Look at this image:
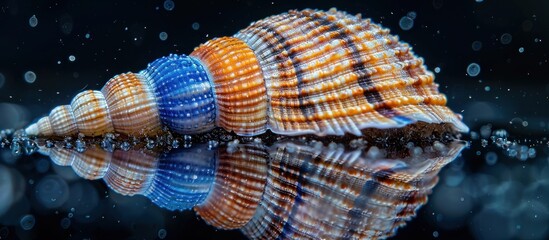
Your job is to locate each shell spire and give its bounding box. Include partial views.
[25,9,468,137]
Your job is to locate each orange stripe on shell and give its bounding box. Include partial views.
[191,37,268,136]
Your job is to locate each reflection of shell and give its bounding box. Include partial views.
[38,139,465,239]
[24,8,468,138]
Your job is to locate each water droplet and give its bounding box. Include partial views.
[158,229,167,239]
[171,139,180,148]
[472,40,482,51]
[481,139,488,147]
[120,141,131,151]
[29,15,38,28]
[20,214,36,230]
[528,148,536,158]
[467,63,481,77]
[75,139,86,152]
[159,31,168,41]
[24,71,37,83]
[68,55,76,62]
[500,33,512,45]
[146,138,155,150]
[163,0,175,11]
[399,16,414,31]
[192,22,200,30]
[434,67,441,73]
[518,47,525,53]
[208,140,218,149]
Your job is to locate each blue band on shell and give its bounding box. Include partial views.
[145,145,217,211]
[144,54,216,134]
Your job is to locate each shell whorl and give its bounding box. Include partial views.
[25,9,468,137]
[191,37,268,136]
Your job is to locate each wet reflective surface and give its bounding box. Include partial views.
[0,131,465,239]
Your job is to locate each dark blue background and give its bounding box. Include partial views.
[0,0,548,239]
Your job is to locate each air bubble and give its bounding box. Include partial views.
[158,229,167,239]
[159,31,168,41]
[59,14,74,35]
[20,214,36,230]
[484,86,490,92]
[434,67,441,73]
[24,71,37,83]
[68,55,76,62]
[85,33,90,39]
[485,152,498,165]
[500,33,512,45]
[467,63,481,77]
[29,15,38,28]
[399,16,414,31]
[407,11,417,20]
[35,175,70,208]
[518,47,524,53]
[163,0,175,11]
[60,217,71,229]
[472,41,482,51]
[192,22,200,30]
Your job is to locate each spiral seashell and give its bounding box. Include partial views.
[24,8,468,137]
[37,138,465,239]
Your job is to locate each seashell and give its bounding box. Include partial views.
[23,9,468,137]
[37,138,465,239]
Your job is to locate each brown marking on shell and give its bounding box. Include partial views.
[49,105,78,136]
[235,9,468,136]
[195,144,268,229]
[36,117,54,136]
[191,37,268,136]
[47,147,76,166]
[241,140,465,239]
[103,150,159,196]
[70,90,114,137]
[101,72,162,136]
[71,146,112,180]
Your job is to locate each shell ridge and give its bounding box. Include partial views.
[191,37,269,135]
[144,54,217,134]
[190,55,220,127]
[24,9,468,137]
